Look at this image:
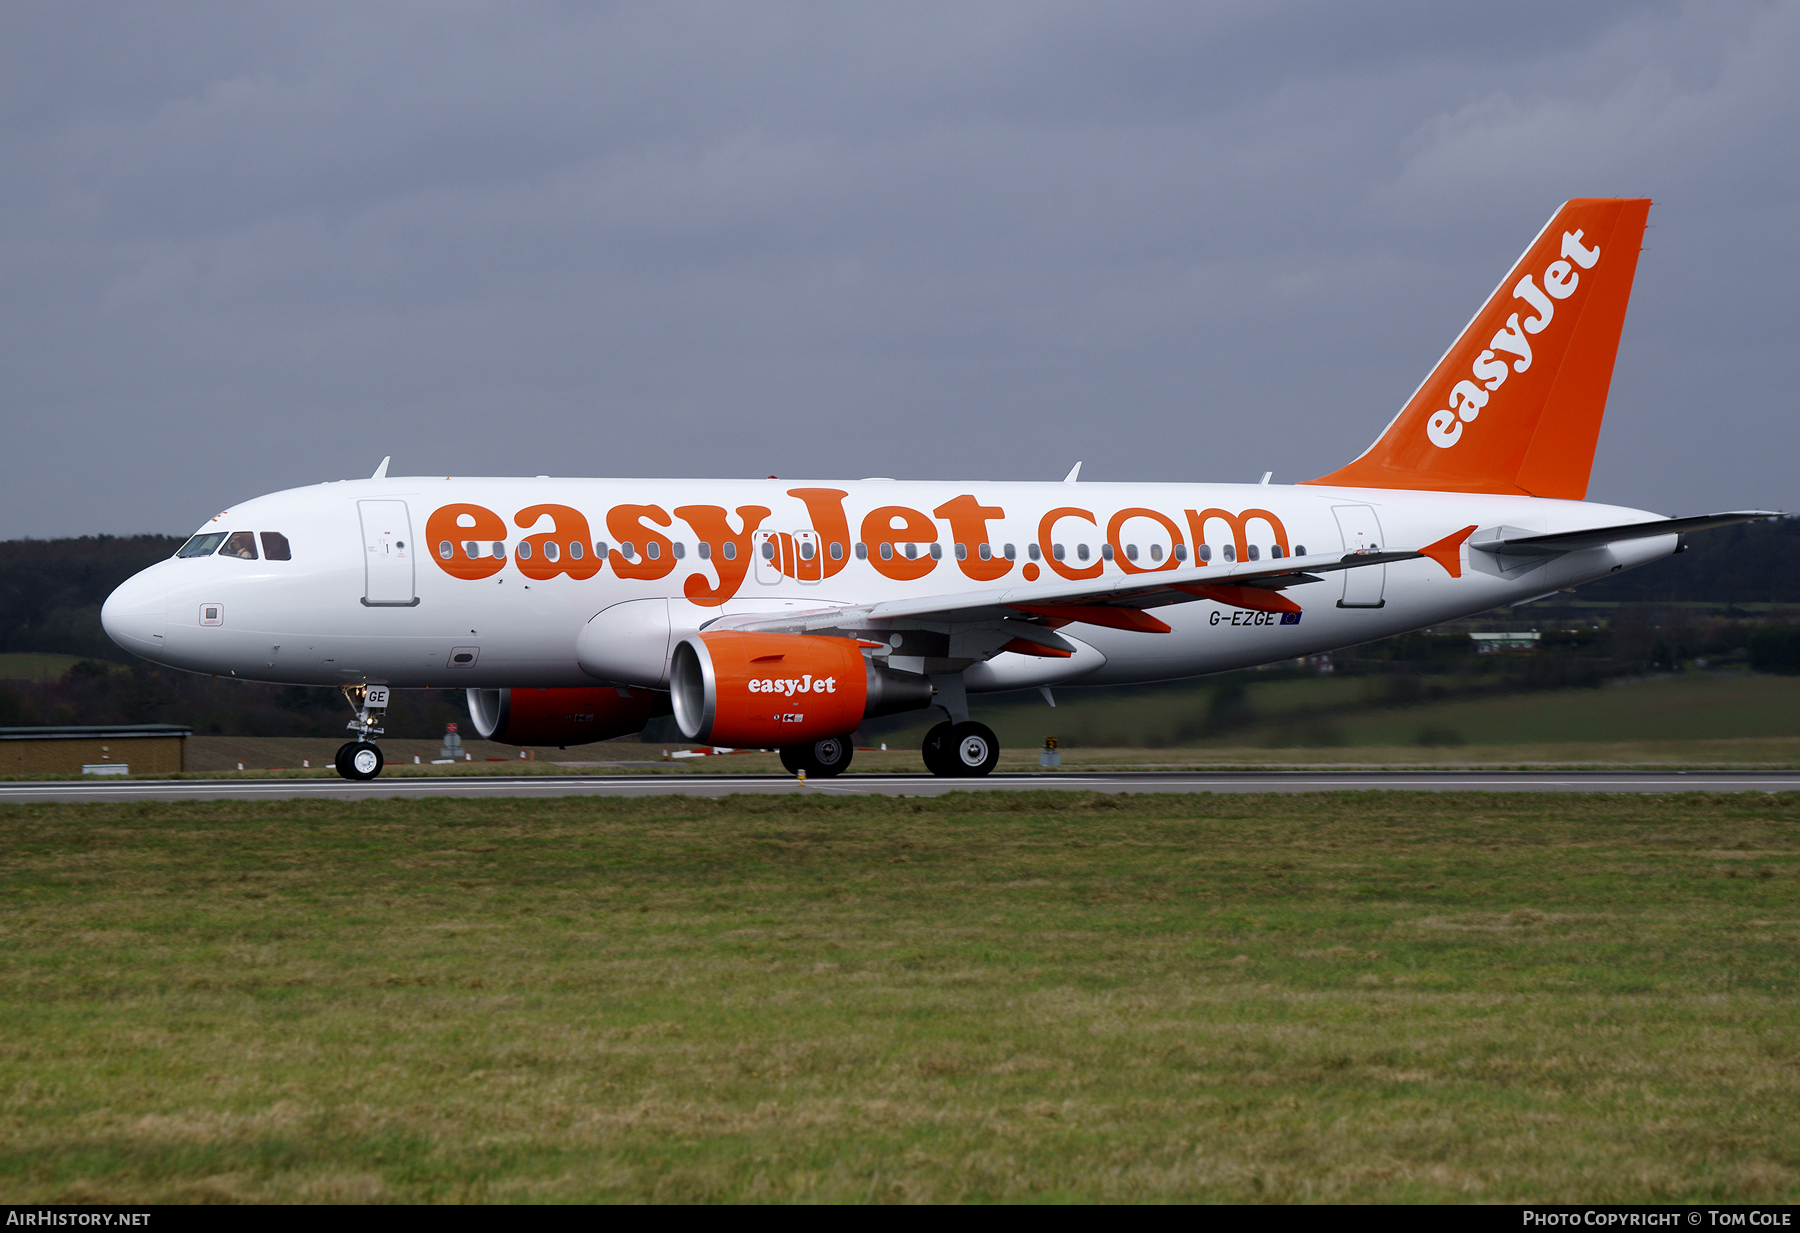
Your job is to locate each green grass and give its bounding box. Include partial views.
[181,732,1800,777]
[188,672,1800,774]
[0,652,87,684]
[1333,673,1800,747]
[973,670,1800,752]
[2,792,1798,1202]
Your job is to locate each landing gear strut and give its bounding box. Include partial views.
[922,720,999,777]
[779,735,855,778]
[336,684,390,781]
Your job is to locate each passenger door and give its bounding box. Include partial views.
[752,527,821,585]
[752,530,784,585]
[358,499,418,606]
[791,529,821,584]
[1332,505,1386,608]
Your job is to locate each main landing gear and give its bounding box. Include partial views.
[922,720,1000,777]
[779,735,855,778]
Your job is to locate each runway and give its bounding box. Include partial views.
[3,769,1798,803]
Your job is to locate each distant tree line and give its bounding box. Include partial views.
[0,534,464,737]
[1570,514,1800,603]
[1749,627,1800,674]
[0,535,183,659]
[0,658,466,739]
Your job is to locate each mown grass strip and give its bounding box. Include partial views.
[2,791,1797,1202]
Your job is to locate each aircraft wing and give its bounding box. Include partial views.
[703,539,1444,640]
[699,512,1786,647]
[1471,511,1782,557]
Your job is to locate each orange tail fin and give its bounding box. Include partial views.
[1305,198,1650,499]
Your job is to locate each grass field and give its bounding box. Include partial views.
[2,791,1797,1202]
[165,733,1800,779]
[6,669,1797,778]
[972,670,1800,752]
[0,652,86,685]
[106,672,1800,779]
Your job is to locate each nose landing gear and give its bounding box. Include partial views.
[336,684,391,780]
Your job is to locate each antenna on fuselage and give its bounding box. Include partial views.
[371,456,391,480]
[1063,461,1082,483]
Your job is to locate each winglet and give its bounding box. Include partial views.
[372,456,391,480]
[1063,461,1082,483]
[1419,525,1478,578]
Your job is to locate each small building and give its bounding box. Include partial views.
[1469,631,1541,653]
[0,725,191,776]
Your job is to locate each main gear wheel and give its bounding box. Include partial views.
[780,736,855,778]
[946,721,999,777]
[921,722,956,776]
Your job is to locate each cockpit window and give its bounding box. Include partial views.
[260,532,292,561]
[176,532,228,558]
[219,531,259,560]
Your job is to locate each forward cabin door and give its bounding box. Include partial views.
[752,528,821,584]
[1332,505,1386,609]
[753,530,784,584]
[791,529,821,584]
[359,499,418,606]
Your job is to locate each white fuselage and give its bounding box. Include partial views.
[101,476,1675,693]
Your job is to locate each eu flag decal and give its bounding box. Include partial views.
[1280,611,1302,625]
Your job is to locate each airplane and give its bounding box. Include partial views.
[101,197,1778,781]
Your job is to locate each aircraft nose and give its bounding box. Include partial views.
[102,568,169,660]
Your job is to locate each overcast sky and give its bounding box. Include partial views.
[2,1,1794,538]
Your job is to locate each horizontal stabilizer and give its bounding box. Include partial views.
[1472,511,1783,556]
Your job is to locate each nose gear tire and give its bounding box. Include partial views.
[344,742,384,781]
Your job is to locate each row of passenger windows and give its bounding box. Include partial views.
[444,539,707,562]
[438,538,1303,565]
[176,531,293,561]
[1047,542,1305,562]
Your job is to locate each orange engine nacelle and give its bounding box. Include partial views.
[670,632,933,747]
[465,686,659,747]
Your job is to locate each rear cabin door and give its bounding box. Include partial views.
[359,499,418,606]
[1332,504,1386,609]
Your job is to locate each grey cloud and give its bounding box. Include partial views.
[0,0,1794,537]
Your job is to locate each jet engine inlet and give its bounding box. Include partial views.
[670,632,932,746]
